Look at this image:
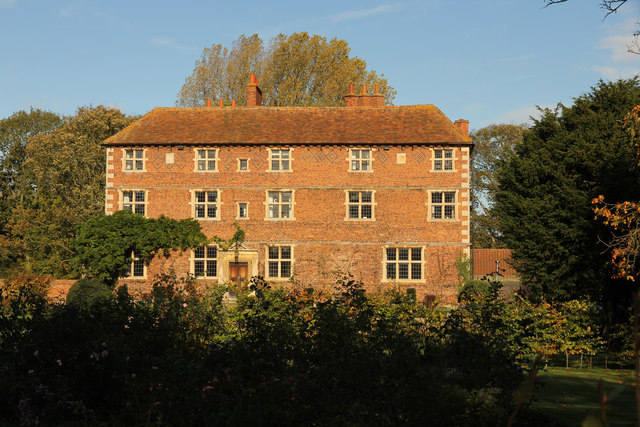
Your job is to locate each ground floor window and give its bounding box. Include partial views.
[385,247,422,280]
[121,251,145,278]
[267,245,292,278]
[193,245,217,277]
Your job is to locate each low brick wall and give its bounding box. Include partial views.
[48,280,76,302]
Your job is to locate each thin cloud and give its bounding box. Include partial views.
[592,65,640,80]
[0,0,16,7]
[597,16,640,63]
[331,4,398,22]
[592,15,640,79]
[489,104,553,126]
[95,11,134,31]
[151,37,197,53]
[59,3,74,17]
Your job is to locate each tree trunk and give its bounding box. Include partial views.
[580,353,583,370]
[565,351,569,368]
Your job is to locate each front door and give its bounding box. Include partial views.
[229,262,249,283]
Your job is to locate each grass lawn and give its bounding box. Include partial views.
[529,366,637,426]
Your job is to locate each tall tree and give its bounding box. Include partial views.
[0,109,63,213]
[471,124,526,248]
[4,106,137,277]
[495,79,640,302]
[0,109,64,272]
[177,33,396,107]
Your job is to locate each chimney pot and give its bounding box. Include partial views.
[219,99,224,107]
[232,99,236,107]
[361,84,367,95]
[206,99,212,107]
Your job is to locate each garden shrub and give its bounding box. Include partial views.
[457,278,491,302]
[0,273,541,426]
[66,277,112,309]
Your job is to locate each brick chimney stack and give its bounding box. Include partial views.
[454,119,469,136]
[358,84,368,106]
[345,83,358,107]
[246,73,262,107]
[371,84,384,107]
[344,83,385,107]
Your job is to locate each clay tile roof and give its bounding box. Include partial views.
[104,105,472,146]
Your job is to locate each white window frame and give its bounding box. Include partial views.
[266,245,293,280]
[237,158,250,172]
[265,190,295,220]
[122,148,146,172]
[121,251,146,279]
[348,148,374,172]
[431,148,457,172]
[191,190,221,220]
[382,246,425,283]
[121,190,147,217]
[193,148,219,172]
[191,245,218,278]
[236,202,249,220]
[345,190,376,221]
[428,190,458,221]
[267,148,293,172]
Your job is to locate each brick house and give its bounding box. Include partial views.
[103,75,472,302]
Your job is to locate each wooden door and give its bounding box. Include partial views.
[229,262,249,283]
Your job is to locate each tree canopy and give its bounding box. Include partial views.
[72,211,207,286]
[1,106,137,277]
[0,109,64,272]
[177,33,396,107]
[495,79,640,302]
[471,124,527,248]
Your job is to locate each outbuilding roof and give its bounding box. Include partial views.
[103,105,472,146]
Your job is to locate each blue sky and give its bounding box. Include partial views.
[1,0,639,130]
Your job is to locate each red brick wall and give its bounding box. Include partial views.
[106,144,470,303]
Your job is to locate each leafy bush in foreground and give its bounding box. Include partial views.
[65,277,112,310]
[0,274,524,426]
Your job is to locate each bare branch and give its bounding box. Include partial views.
[544,0,628,17]
[601,0,628,16]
